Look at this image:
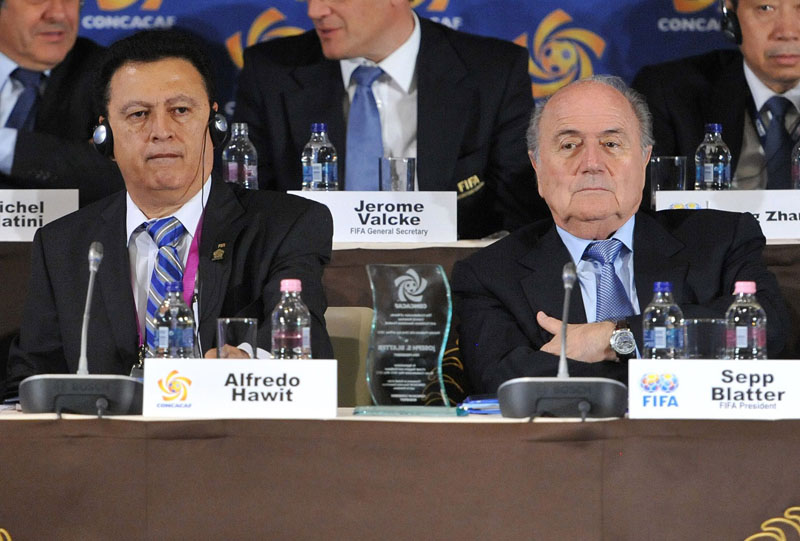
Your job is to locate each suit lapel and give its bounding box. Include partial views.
[519,226,586,326]
[196,180,248,348]
[416,19,471,191]
[97,194,138,353]
[632,212,688,309]
[285,55,347,181]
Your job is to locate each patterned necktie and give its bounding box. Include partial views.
[5,68,43,131]
[345,65,384,191]
[144,217,186,354]
[762,96,793,189]
[583,239,635,322]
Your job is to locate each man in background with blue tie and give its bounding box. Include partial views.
[633,0,800,197]
[4,30,334,397]
[452,76,787,394]
[0,0,123,205]
[233,0,547,239]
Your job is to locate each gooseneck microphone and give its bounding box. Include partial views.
[77,242,103,375]
[18,242,143,417]
[557,262,577,379]
[497,261,628,421]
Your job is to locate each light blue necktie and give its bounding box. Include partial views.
[762,96,793,189]
[345,66,384,191]
[583,239,635,322]
[144,217,186,355]
[5,68,43,131]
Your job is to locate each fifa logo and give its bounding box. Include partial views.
[394,269,428,302]
[640,373,680,407]
[514,10,605,100]
[96,0,161,10]
[227,7,305,69]
[672,0,716,13]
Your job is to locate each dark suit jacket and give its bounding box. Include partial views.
[5,179,334,393]
[0,38,124,207]
[632,49,748,204]
[452,210,788,394]
[233,18,546,239]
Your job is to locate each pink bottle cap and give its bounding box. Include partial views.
[734,281,756,294]
[280,279,302,292]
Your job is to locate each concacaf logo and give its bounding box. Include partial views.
[514,10,606,100]
[96,0,162,10]
[409,0,449,11]
[394,269,428,302]
[226,8,305,69]
[673,0,716,13]
[158,370,192,402]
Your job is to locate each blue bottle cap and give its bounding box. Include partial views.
[705,123,722,134]
[311,122,327,133]
[653,281,672,293]
[166,281,183,293]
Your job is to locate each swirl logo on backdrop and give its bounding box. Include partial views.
[394,269,428,302]
[158,370,192,402]
[226,8,305,69]
[673,0,716,12]
[83,0,174,30]
[96,0,161,9]
[659,0,720,32]
[409,0,449,11]
[514,10,605,100]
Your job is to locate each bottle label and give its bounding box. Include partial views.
[312,163,322,183]
[703,163,714,183]
[157,326,169,349]
[654,327,667,349]
[181,327,195,349]
[243,164,258,188]
[736,326,749,348]
[225,162,238,183]
[302,327,311,352]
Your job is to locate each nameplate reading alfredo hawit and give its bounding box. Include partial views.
[290,191,457,242]
[0,190,78,241]
[142,358,337,419]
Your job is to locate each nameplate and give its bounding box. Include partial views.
[289,191,457,242]
[0,189,78,242]
[655,189,800,241]
[142,358,337,419]
[628,359,800,420]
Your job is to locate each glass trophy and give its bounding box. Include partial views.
[363,264,452,410]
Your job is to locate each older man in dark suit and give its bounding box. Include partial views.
[5,30,334,397]
[0,0,123,205]
[452,76,787,394]
[233,0,546,239]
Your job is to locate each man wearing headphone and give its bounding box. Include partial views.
[632,0,800,199]
[0,0,123,205]
[5,30,334,394]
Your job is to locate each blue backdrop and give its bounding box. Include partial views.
[79,0,734,115]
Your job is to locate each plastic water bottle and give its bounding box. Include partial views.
[725,281,767,360]
[222,122,258,190]
[271,279,312,359]
[642,281,684,359]
[154,281,196,358]
[301,123,338,191]
[694,123,731,190]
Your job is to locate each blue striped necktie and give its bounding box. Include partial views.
[5,68,43,131]
[762,96,793,189]
[144,217,186,355]
[583,239,635,322]
[345,65,384,191]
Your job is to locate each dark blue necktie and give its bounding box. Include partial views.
[583,239,635,322]
[144,217,186,355]
[762,96,793,189]
[5,68,43,131]
[345,66,384,191]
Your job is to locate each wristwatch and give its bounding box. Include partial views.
[609,319,636,361]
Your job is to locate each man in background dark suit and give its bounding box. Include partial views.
[233,0,546,239]
[0,0,123,205]
[452,76,787,394]
[5,30,334,397]
[632,0,800,196]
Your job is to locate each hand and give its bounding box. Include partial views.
[536,311,616,363]
[204,344,251,359]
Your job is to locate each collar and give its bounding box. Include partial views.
[743,60,800,112]
[0,49,51,86]
[556,214,636,265]
[125,175,212,245]
[339,11,421,94]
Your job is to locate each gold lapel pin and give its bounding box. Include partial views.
[212,242,226,261]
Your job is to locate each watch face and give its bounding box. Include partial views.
[612,330,636,355]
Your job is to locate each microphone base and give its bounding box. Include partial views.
[498,377,627,419]
[19,374,143,416]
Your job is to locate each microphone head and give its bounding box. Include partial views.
[88,241,103,272]
[562,261,577,289]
